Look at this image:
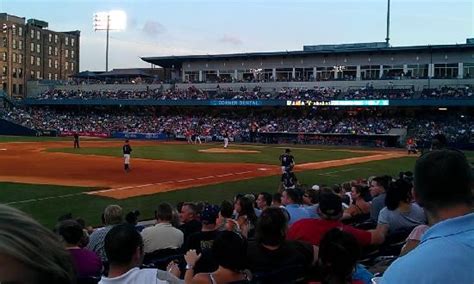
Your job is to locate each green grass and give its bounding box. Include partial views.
[1,135,471,228]
[0,135,104,143]
[0,135,68,142]
[0,182,98,203]
[3,157,417,228]
[465,151,474,163]
[48,144,369,165]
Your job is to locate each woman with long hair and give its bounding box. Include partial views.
[373,179,427,242]
[234,196,257,238]
[0,204,76,283]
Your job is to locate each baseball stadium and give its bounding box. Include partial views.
[0,2,473,284]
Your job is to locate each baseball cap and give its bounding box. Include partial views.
[200,204,219,224]
[318,193,342,217]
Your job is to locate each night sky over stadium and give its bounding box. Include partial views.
[1,0,472,71]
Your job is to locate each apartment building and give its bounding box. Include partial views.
[1,13,80,98]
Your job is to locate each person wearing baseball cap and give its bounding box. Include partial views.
[184,204,220,254]
[287,193,383,246]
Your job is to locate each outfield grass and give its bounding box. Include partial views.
[3,156,417,228]
[48,144,369,165]
[0,135,68,142]
[0,135,102,143]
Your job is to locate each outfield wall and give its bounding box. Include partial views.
[0,119,37,136]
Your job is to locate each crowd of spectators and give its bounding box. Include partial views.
[36,87,210,101]
[410,116,474,145]
[343,87,415,100]
[32,85,474,101]
[0,149,472,283]
[421,86,473,99]
[274,87,341,101]
[332,117,408,135]
[34,86,343,101]
[3,107,473,147]
[1,107,415,138]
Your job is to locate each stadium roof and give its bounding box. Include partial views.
[141,43,474,68]
[96,68,154,78]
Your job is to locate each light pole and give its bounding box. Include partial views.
[385,0,391,46]
[93,11,126,72]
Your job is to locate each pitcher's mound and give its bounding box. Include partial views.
[199,148,261,154]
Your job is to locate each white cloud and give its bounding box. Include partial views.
[142,20,166,37]
[218,34,243,46]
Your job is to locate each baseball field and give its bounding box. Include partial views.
[1,135,472,228]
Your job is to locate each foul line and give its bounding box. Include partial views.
[5,169,262,204]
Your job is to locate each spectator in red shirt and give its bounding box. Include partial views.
[287,193,383,246]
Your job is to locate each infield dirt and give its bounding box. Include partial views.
[0,141,407,199]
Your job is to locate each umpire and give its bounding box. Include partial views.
[123,140,132,172]
[73,133,80,149]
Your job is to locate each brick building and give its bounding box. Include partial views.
[0,13,80,98]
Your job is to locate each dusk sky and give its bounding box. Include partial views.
[1,0,472,71]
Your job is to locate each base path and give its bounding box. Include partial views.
[0,140,408,199]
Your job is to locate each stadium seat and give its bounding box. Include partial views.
[353,220,377,230]
[142,248,184,271]
[342,213,371,225]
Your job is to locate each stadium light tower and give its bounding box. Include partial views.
[93,10,127,72]
[385,0,391,46]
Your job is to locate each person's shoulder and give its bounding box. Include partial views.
[381,249,451,283]
[292,218,317,227]
[378,206,389,218]
[171,225,185,235]
[192,273,213,284]
[140,225,154,235]
[410,202,424,212]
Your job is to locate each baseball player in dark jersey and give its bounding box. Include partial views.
[73,133,80,149]
[280,171,298,191]
[279,148,295,173]
[123,140,132,172]
[223,131,230,148]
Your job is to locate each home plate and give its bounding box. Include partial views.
[257,168,269,171]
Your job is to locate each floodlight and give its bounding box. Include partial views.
[93,10,127,72]
[93,10,127,31]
